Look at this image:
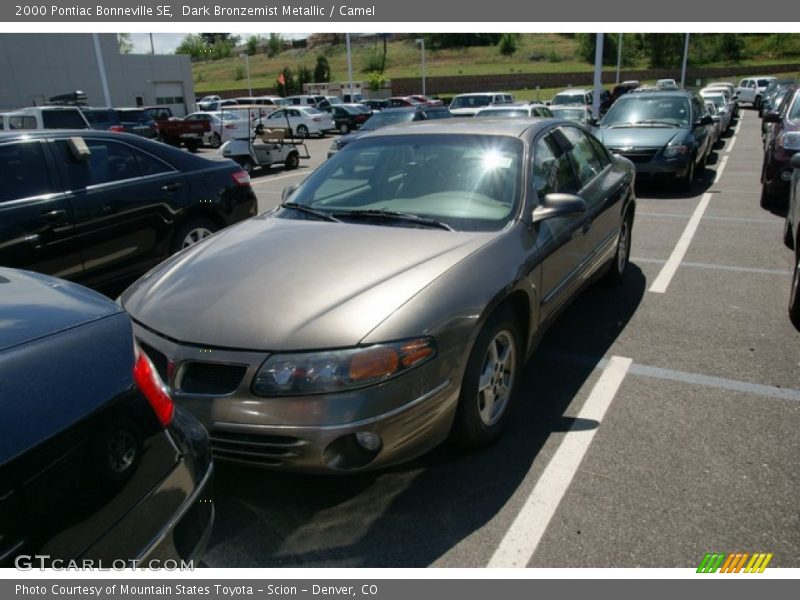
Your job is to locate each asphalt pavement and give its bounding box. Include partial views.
[200,111,800,568]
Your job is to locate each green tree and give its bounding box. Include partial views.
[175,34,210,61]
[498,33,519,57]
[267,33,283,57]
[297,66,314,92]
[245,35,263,56]
[314,55,331,83]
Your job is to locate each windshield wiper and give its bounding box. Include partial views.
[632,120,680,127]
[332,209,454,231]
[279,202,341,223]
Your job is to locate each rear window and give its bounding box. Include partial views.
[0,142,55,202]
[41,109,88,129]
[552,93,586,106]
[82,109,119,126]
[450,96,492,109]
[757,79,772,87]
[116,109,151,123]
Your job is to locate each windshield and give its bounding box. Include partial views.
[702,95,725,109]
[602,96,690,127]
[450,96,492,109]
[552,93,585,106]
[476,109,529,118]
[361,110,416,130]
[789,94,800,120]
[284,135,523,232]
[550,108,587,122]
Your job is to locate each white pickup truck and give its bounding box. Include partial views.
[736,76,777,110]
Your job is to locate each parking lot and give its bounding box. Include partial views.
[194,109,799,568]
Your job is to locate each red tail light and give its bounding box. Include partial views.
[133,347,174,427]
[232,169,251,187]
[356,115,367,122]
[109,125,124,132]
[225,123,237,129]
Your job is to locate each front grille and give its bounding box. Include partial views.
[209,430,307,465]
[610,147,660,164]
[179,362,247,395]
[139,342,168,383]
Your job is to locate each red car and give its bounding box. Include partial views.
[410,95,444,107]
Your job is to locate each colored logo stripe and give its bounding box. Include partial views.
[697,552,773,573]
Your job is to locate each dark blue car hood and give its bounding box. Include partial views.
[597,126,684,148]
[0,268,121,352]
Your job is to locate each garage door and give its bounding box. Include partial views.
[154,82,186,117]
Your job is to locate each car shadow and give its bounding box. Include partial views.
[205,265,647,567]
[635,164,718,200]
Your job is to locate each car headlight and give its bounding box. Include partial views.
[252,338,436,396]
[663,144,690,158]
[778,132,800,151]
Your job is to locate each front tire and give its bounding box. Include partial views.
[210,133,221,149]
[339,122,350,135]
[296,124,309,139]
[284,152,299,170]
[452,308,522,448]
[678,156,695,191]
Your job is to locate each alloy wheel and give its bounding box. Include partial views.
[476,330,517,427]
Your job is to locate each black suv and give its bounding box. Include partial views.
[0,130,257,291]
[327,105,453,157]
[596,90,714,189]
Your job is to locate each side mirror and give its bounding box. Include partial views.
[281,183,299,202]
[532,193,587,224]
[695,115,713,127]
[764,111,781,123]
[587,116,599,127]
[791,154,800,169]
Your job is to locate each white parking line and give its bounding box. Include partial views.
[724,129,739,155]
[487,355,633,568]
[648,155,730,293]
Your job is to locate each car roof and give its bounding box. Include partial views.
[452,92,509,97]
[556,88,591,94]
[357,117,549,140]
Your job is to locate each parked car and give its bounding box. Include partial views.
[80,107,124,132]
[551,88,594,107]
[760,79,796,116]
[341,93,365,104]
[115,108,159,139]
[283,95,328,107]
[449,93,514,117]
[323,103,372,134]
[232,96,282,107]
[145,106,209,151]
[363,99,390,112]
[196,95,221,110]
[761,85,800,207]
[704,102,722,147]
[0,267,213,567]
[474,104,553,119]
[259,106,336,138]
[705,82,739,117]
[785,153,800,326]
[736,76,777,110]
[0,106,90,130]
[656,79,679,90]
[184,111,249,148]
[549,105,597,129]
[700,86,738,124]
[699,91,732,133]
[200,99,239,112]
[596,89,714,190]
[762,84,795,144]
[387,96,423,108]
[327,105,453,157]
[0,130,257,290]
[120,118,636,473]
[410,95,445,106]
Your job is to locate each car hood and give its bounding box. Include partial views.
[0,268,122,352]
[598,127,684,148]
[121,216,495,350]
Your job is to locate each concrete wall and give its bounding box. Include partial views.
[0,34,194,115]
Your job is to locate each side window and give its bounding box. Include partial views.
[0,142,56,203]
[587,134,612,169]
[56,139,139,190]
[691,96,705,121]
[561,126,604,187]
[532,133,579,204]
[133,148,174,177]
[8,116,37,130]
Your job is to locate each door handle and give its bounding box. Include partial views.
[161,182,183,192]
[40,209,66,221]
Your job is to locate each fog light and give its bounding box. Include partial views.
[355,431,382,452]
[781,170,793,182]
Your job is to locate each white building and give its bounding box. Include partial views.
[0,33,195,116]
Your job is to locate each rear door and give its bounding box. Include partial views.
[0,138,83,279]
[51,136,187,287]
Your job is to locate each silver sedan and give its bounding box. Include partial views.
[121,119,636,473]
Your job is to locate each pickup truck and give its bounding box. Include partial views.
[144,106,209,152]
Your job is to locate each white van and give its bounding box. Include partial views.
[0,106,90,130]
[448,92,514,117]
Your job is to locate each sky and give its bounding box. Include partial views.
[127,33,307,54]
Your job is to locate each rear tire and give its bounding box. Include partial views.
[284,152,299,170]
[452,307,522,449]
[604,213,632,285]
[296,124,309,139]
[339,122,350,135]
[171,218,218,254]
[760,181,774,208]
[210,133,221,149]
[241,159,254,175]
[789,249,800,329]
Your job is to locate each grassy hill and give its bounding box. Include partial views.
[191,33,800,94]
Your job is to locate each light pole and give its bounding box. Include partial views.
[616,33,622,84]
[416,38,426,96]
[345,33,354,101]
[239,53,252,96]
[592,33,604,118]
[680,33,690,89]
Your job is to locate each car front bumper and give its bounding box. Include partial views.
[133,324,461,473]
